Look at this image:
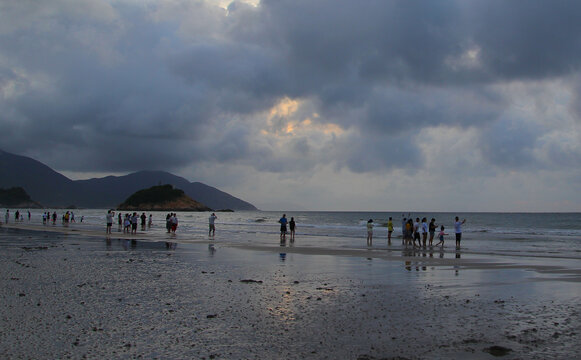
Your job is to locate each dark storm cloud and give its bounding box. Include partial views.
[1,0,581,177]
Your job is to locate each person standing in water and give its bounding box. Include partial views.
[106,210,114,234]
[421,217,428,247]
[279,214,288,242]
[209,213,217,236]
[454,216,466,248]
[387,217,394,245]
[366,219,373,246]
[289,217,296,242]
[428,218,437,247]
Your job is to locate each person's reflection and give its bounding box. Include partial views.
[454,250,461,275]
[208,243,215,256]
[279,252,286,262]
[166,242,177,250]
[105,237,112,250]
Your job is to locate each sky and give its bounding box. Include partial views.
[1,0,581,212]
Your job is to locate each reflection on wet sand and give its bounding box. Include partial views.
[402,247,461,272]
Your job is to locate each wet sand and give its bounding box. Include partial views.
[0,224,580,359]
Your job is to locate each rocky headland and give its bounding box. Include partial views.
[117,184,212,211]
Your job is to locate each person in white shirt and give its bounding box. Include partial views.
[106,210,114,234]
[454,216,466,248]
[209,213,217,236]
[421,217,428,247]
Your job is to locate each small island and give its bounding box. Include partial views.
[117,184,212,211]
[0,187,43,208]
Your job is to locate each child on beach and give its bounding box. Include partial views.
[434,225,447,247]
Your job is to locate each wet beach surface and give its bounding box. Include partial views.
[0,227,580,359]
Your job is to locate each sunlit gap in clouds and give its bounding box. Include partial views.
[262,97,345,139]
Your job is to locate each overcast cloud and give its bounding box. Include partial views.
[1,0,580,211]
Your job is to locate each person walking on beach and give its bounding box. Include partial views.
[148,214,153,227]
[454,216,466,248]
[106,210,114,234]
[434,225,447,247]
[279,214,288,242]
[387,217,394,245]
[5,210,9,224]
[209,213,217,236]
[366,219,373,246]
[289,217,296,242]
[428,218,437,247]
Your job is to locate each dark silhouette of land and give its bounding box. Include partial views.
[0,149,257,210]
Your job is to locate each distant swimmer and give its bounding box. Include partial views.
[454,216,466,248]
[209,213,217,236]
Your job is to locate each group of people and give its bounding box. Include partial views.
[5,209,31,223]
[366,215,467,249]
[278,214,296,243]
[165,213,179,233]
[106,211,220,236]
[41,211,80,225]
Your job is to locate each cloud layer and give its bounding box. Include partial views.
[1,0,580,211]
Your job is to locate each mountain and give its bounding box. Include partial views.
[0,149,74,206]
[0,187,43,208]
[0,149,257,210]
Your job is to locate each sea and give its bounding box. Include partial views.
[6,209,581,261]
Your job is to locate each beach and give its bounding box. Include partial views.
[1,217,580,359]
